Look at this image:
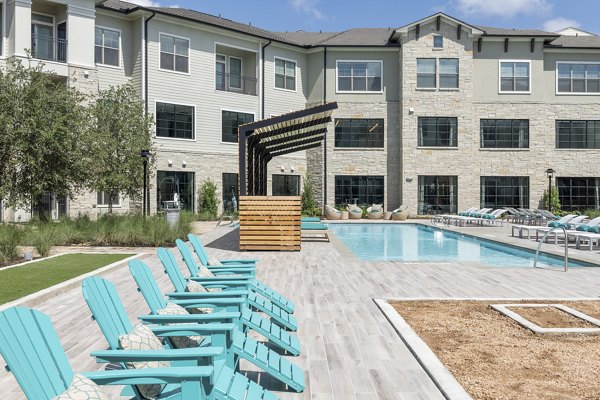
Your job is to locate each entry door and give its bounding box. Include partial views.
[31,23,54,60]
[57,22,67,62]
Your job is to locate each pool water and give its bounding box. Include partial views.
[329,223,592,268]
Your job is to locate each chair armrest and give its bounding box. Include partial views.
[219,259,257,264]
[188,278,251,287]
[82,366,213,385]
[138,312,240,324]
[91,347,223,363]
[167,291,247,298]
[169,299,244,309]
[207,267,255,273]
[150,323,235,336]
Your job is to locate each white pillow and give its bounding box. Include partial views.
[53,374,110,400]
[157,303,203,349]
[118,324,168,400]
[186,281,216,313]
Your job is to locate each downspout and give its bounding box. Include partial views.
[144,11,156,112]
[261,40,272,119]
[323,46,328,209]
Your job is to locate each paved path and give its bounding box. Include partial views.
[2,222,600,399]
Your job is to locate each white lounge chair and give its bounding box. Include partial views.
[534,215,589,243]
[511,214,576,239]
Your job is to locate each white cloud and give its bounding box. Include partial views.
[542,17,581,32]
[290,0,325,20]
[454,0,552,18]
[126,0,162,6]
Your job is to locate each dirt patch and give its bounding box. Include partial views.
[392,300,600,400]
[508,305,598,329]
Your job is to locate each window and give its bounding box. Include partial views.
[97,191,120,207]
[215,54,226,90]
[557,177,600,211]
[156,102,194,140]
[556,120,600,149]
[334,118,384,148]
[337,61,382,92]
[418,117,457,147]
[31,13,54,61]
[160,34,189,73]
[272,175,300,196]
[500,61,530,93]
[480,177,529,209]
[95,27,120,66]
[417,58,436,88]
[334,176,384,206]
[433,35,443,48]
[480,119,529,148]
[222,110,254,143]
[222,173,238,213]
[0,3,3,57]
[157,171,195,211]
[557,62,600,94]
[439,59,459,89]
[418,176,457,215]
[229,57,242,89]
[275,58,296,91]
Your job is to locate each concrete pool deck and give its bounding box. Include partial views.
[1,220,599,399]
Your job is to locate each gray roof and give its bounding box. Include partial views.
[276,29,398,47]
[274,31,341,46]
[475,25,558,37]
[548,35,600,49]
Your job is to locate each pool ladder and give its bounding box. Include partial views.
[533,225,569,272]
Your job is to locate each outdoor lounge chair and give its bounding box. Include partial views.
[301,220,329,241]
[347,204,363,219]
[186,235,296,314]
[538,216,600,244]
[160,247,298,331]
[81,277,287,399]
[511,214,576,239]
[0,306,222,400]
[129,259,301,356]
[391,205,409,220]
[367,204,383,219]
[324,205,342,220]
[84,274,305,393]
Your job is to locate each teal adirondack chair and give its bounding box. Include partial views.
[188,233,258,270]
[160,247,298,331]
[81,276,281,400]
[0,307,215,400]
[182,236,296,314]
[129,259,305,392]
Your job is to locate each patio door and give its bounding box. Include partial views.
[31,14,54,60]
[57,22,67,62]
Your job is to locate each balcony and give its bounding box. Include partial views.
[31,35,67,63]
[216,72,257,96]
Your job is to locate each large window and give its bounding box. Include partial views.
[334,176,384,206]
[500,61,530,93]
[480,177,529,209]
[0,3,3,57]
[222,110,254,143]
[97,191,121,207]
[557,177,600,211]
[418,117,457,147]
[439,59,459,89]
[159,34,189,73]
[156,102,194,140]
[557,62,600,94]
[157,171,195,211]
[417,58,459,89]
[418,176,458,215]
[480,119,529,149]
[95,27,120,67]
[556,120,600,149]
[337,61,382,92]
[417,58,436,88]
[275,58,296,91]
[334,118,384,148]
[272,175,300,196]
[222,173,238,213]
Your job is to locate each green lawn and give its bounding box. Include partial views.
[0,253,131,305]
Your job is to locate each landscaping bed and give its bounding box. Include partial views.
[392,300,600,400]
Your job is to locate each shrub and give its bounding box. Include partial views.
[301,174,320,217]
[198,179,219,220]
[29,225,56,258]
[542,187,562,214]
[0,225,23,262]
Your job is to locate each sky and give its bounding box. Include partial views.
[126,0,600,35]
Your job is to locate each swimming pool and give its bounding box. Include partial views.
[329,223,593,268]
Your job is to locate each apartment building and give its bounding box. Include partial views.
[1,0,599,220]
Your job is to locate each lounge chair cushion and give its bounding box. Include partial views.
[548,221,567,228]
[119,324,168,400]
[186,281,217,313]
[53,374,110,400]
[157,302,204,349]
[576,225,591,232]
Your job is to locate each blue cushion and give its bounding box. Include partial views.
[301,222,328,230]
[548,221,567,228]
[576,225,590,232]
[589,226,600,234]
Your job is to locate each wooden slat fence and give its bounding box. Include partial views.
[239,196,301,251]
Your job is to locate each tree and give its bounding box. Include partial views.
[0,58,91,220]
[198,179,219,220]
[301,173,320,216]
[88,83,154,212]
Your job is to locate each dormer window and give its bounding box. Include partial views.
[433,35,443,49]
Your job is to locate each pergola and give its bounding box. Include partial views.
[238,102,338,196]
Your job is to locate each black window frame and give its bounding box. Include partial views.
[480,119,529,149]
[222,173,239,213]
[480,176,529,209]
[418,117,458,147]
[272,174,301,196]
[221,110,254,143]
[155,102,195,140]
[557,177,600,211]
[334,118,384,148]
[418,176,458,215]
[334,175,384,207]
[556,120,600,149]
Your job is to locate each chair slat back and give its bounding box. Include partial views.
[157,247,187,293]
[175,239,199,278]
[188,234,210,267]
[0,307,73,400]
[81,276,133,350]
[129,259,168,313]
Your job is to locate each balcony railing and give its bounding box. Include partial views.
[31,35,67,63]
[216,72,257,96]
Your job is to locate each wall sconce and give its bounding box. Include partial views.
[168,159,173,166]
[408,107,415,115]
[83,70,89,78]
[290,166,295,172]
[405,177,413,182]
[182,160,187,167]
[280,165,285,172]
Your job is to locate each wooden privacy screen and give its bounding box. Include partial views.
[239,196,301,251]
